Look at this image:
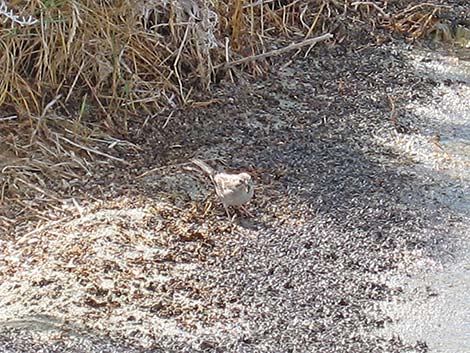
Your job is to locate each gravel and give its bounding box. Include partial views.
[1,25,466,353]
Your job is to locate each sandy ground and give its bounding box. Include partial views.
[1,27,469,353]
[375,44,470,353]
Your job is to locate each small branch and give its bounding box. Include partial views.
[16,178,62,203]
[136,161,192,179]
[17,217,72,244]
[41,94,63,118]
[243,0,275,9]
[387,94,397,124]
[59,135,131,165]
[351,2,389,18]
[214,33,333,70]
[399,3,451,15]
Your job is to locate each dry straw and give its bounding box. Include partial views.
[0,0,447,234]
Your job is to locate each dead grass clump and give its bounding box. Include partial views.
[0,1,447,117]
[0,110,138,236]
[0,0,335,118]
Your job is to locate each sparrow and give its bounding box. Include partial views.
[192,158,254,218]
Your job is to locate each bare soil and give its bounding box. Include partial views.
[1,13,469,353]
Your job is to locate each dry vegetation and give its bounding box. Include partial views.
[0,0,451,234]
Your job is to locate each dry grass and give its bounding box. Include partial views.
[0,0,450,234]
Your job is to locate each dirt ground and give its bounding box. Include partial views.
[1,13,469,353]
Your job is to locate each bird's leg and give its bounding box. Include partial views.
[239,205,254,218]
[223,203,232,219]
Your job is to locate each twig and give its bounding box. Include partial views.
[136,161,192,179]
[305,3,325,39]
[399,3,451,15]
[214,33,333,70]
[174,24,191,104]
[0,115,18,121]
[16,178,63,203]
[243,0,275,9]
[388,95,397,125]
[415,9,438,38]
[58,136,131,165]
[162,110,175,129]
[351,2,389,18]
[16,217,72,244]
[65,61,86,103]
[137,157,223,179]
[41,94,63,118]
[31,94,64,143]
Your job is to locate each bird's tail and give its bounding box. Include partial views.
[191,158,216,177]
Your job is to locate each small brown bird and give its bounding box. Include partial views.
[192,159,254,218]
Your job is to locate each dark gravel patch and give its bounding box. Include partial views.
[139,44,439,352]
